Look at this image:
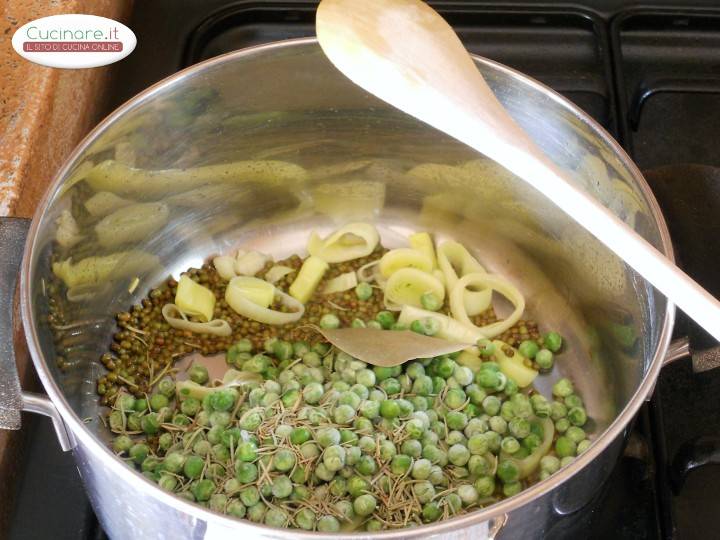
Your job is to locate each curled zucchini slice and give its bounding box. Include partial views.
[398,305,485,345]
[161,304,231,336]
[493,340,538,388]
[409,232,437,269]
[437,241,491,315]
[235,251,269,277]
[449,273,525,338]
[265,265,296,284]
[175,275,216,322]
[384,268,445,311]
[213,256,237,281]
[226,277,304,325]
[289,256,329,303]
[307,223,379,263]
[323,271,358,295]
[379,248,433,278]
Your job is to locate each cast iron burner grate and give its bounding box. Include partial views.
[9,2,720,539]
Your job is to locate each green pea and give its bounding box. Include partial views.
[422,501,442,522]
[535,349,554,370]
[501,436,520,454]
[295,508,316,530]
[181,397,201,417]
[317,515,340,532]
[543,331,563,352]
[247,502,267,523]
[274,449,296,472]
[448,444,470,466]
[413,480,436,503]
[245,353,271,374]
[551,401,568,420]
[445,388,466,409]
[323,445,346,472]
[473,365,496,389]
[540,455,560,474]
[518,340,539,359]
[555,435,577,458]
[239,486,260,506]
[435,357,456,379]
[497,460,520,483]
[412,458,432,480]
[503,378,519,397]
[347,475,370,497]
[237,440,258,462]
[128,443,150,465]
[566,426,586,444]
[577,439,591,453]
[149,393,168,411]
[446,411,468,431]
[235,462,258,483]
[564,393,584,408]
[188,364,209,385]
[350,318,366,328]
[420,292,442,311]
[208,390,236,412]
[509,418,531,439]
[271,475,293,499]
[411,317,440,336]
[133,398,148,413]
[183,455,204,479]
[193,439,212,456]
[503,481,522,497]
[355,282,373,300]
[191,479,214,502]
[422,445,447,466]
[141,413,160,435]
[158,474,178,492]
[116,393,135,411]
[328,477,347,498]
[320,313,340,329]
[375,310,396,329]
[477,339,496,357]
[474,475,495,497]
[567,406,587,426]
[226,500,246,518]
[431,376,446,394]
[390,454,413,475]
[380,399,400,419]
[353,494,377,516]
[379,440,397,461]
[457,484,479,506]
[289,427,311,445]
[239,410,263,431]
[443,492,462,515]
[112,435,133,453]
[158,378,175,398]
[467,433,489,455]
[552,378,574,398]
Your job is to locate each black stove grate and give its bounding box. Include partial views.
[9,2,720,539]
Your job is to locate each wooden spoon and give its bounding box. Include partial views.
[316,0,720,341]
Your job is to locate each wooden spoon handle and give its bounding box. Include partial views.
[465,123,720,341]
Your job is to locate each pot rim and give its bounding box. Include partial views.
[20,36,675,537]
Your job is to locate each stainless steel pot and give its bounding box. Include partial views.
[0,37,699,539]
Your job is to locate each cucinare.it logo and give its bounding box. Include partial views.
[11,14,136,69]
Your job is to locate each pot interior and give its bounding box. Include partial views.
[27,39,668,502]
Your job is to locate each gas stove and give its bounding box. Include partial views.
[8,2,720,539]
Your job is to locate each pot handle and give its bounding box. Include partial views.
[662,335,720,372]
[0,218,73,451]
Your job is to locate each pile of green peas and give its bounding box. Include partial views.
[108,329,589,531]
